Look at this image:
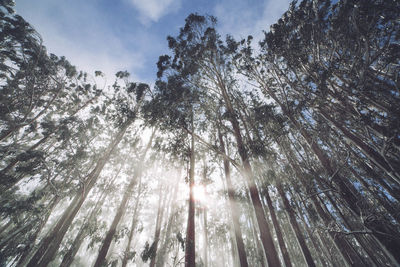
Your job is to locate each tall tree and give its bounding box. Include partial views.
[26,80,148,267]
[93,128,155,267]
[154,14,281,266]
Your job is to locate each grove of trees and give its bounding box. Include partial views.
[1,0,399,266]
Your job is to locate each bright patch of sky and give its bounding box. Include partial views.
[15,0,290,85]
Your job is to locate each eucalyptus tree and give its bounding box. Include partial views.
[216,124,250,267]
[2,0,400,266]
[0,4,76,144]
[154,173,180,267]
[121,172,146,267]
[231,0,400,263]
[254,0,400,188]
[144,46,204,265]
[25,74,149,267]
[93,128,155,267]
[0,5,110,265]
[58,161,124,267]
[150,13,281,266]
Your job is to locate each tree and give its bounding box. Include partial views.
[1,1,400,266]
[153,14,281,266]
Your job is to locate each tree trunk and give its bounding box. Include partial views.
[324,190,389,266]
[0,220,36,251]
[218,129,249,267]
[185,118,196,267]
[121,175,143,267]
[15,195,61,267]
[155,172,180,267]
[269,84,398,264]
[26,118,132,267]
[287,187,330,267]
[202,195,208,267]
[218,78,281,267]
[276,180,316,267]
[319,108,400,182]
[149,184,168,267]
[59,165,122,267]
[263,187,293,267]
[0,220,12,237]
[93,129,155,267]
[280,139,367,266]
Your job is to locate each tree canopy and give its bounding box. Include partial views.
[1,0,400,266]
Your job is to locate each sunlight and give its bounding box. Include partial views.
[192,184,206,203]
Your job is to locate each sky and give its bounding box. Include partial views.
[15,0,291,86]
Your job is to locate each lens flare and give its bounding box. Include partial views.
[192,185,206,202]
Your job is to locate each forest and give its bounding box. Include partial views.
[0,0,400,266]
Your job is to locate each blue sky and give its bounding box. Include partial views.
[15,0,291,85]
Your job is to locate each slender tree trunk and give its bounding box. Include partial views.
[149,185,168,267]
[0,220,12,237]
[92,169,137,267]
[276,88,400,263]
[263,187,293,267]
[93,129,155,267]
[249,213,266,267]
[155,172,180,267]
[276,180,316,267]
[16,196,61,267]
[0,220,36,251]
[361,160,400,201]
[315,166,400,265]
[202,194,208,267]
[59,165,122,267]
[218,79,281,267]
[26,118,133,267]
[185,117,196,267]
[319,108,400,182]
[280,139,367,266]
[218,129,249,267]
[324,191,386,266]
[229,230,239,267]
[121,177,143,267]
[287,187,329,267]
[348,166,400,224]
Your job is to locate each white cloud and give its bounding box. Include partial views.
[15,0,150,83]
[214,0,291,43]
[45,33,146,84]
[129,0,182,24]
[254,0,292,40]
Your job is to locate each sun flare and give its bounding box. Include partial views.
[192,185,206,203]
